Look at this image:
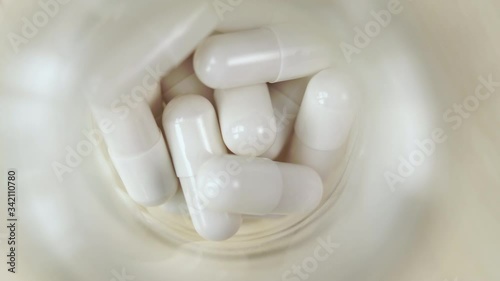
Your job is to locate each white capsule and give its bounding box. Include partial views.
[287,68,360,178]
[162,95,241,241]
[196,155,323,215]
[161,55,214,104]
[214,84,276,156]
[194,23,333,89]
[261,77,309,159]
[91,102,178,207]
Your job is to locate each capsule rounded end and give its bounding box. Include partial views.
[222,122,277,157]
[215,84,277,157]
[295,68,360,151]
[306,68,360,111]
[163,94,214,125]
[193,213,242,241]
[193,36,228,89]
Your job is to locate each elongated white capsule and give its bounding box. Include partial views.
[163,95,241,241]
[194,23,333,89]
[214,84,276,156]
[87,0,218,206]
[196,155,323,215]
[261,77,309,159]
[287,68,360,178]
[161,55,214,104]
[91,102,178,207]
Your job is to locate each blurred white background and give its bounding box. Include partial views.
[0,0,499,281]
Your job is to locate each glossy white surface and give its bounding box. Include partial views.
[162,95,242,240]
[197,155,323,215]
[215,84,276,156]
[194,23,332,89]
[294,68,359,151]
[194,28,280,89]
[2,0,499,280]
[163,95,225,177]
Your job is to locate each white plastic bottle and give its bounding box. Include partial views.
[261,77,310,159]
[214,84,276,156]
[194,23,333,89]
[162,95,241,241]
[213,0,306,32]
[196,154,323,215]
[286,68,360,179]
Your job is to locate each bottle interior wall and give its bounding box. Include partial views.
[0,0,499,280]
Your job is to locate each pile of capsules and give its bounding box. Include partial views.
[106,18,359,241]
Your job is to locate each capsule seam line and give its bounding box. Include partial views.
[264,26,285,83]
